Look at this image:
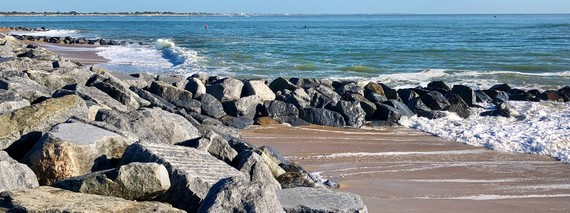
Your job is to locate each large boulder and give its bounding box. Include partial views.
[427,81,451,93]
[269,77,298,93]
[277,187,368,213]
[0,90,30,114]
[0,95,87,150]
[0,75,52,102]
[363,82,385,97]
[374,103,402,123]
[300,108,346,127]
[244,79,276,102]
[406,98,446,119]
[199,93,227,119]
[198,177,284,213]
[307,85,341,109]
[223,95,261,119]
[420,91,450,111]
[0,151,38,192]
[206,77,244,102]
[184,130,238,164]
[0,186,184,212]
[379,83,400,100]
[119,142,244,212]
[52,162,170,201]
[336,100,366,128]
[24,69,76,91]
[129,86,177,112]
[148,81,200,113]
[261,100,299,124]
[20,120,133,185]
[96,107,200,144]
[86,73,148,111]
[452,85,476,106]
[284,88,311,109]
[383,100,414,117]
[54,85,131,113]
[185,77,206,98]
[234,150,281,190]
[397,89,420,105]
[447,94,470,119]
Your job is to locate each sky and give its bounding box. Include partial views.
[4,0,570,14]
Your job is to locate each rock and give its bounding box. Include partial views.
[206,77,244,102]
[495,91,510,102]
[21,120,133,185]
[244,79,276,101]
[276,172,318,189]
[539,90,564,102]
[481,98,511,117]
[398,89,420,105]
[129,86,176,112]
[379,83,400,100]
[336,100,366,128]
[363,82,385,97]
[0,75,51,102]
[223,95,261,119]
[183,130,238,164]
[198,124,242,141]
[0,57,54,72]
[156,74,187,87]
[198,177,284,213]
[373,103,402,123]
[300,108,346,127]
[490,83,512,92]
[109,72,153,89]
[335,82,363,97]
[447,94,470,119]
[0,151,38,192]
[234,150,281,190]
[256,117,281,126]
[290,78,321,88]
[452,85,476,106]
[383,100,414,117]
[96,108,200,144]
[285,88,311,109]
[365,92,389,103]
[147,81,200,113]
[55,85,131,113]
[0,186,184,212]
[475,90,492,103]
[220,115,255,130]
[0,95,87,150]
[277,187,368,213]
[190,112,224,126]
[307,85,341,109]
[406,98,446,119]
[85,73,146,111]
[199,93,227,119]
[420,91,450,111]
[261,100,299,124]
[558,86,570,102]
[119,142,244,212]
[185,77,207,98]
[0,90,30,114]
[24,69,76,90]
[508,89,532,101]
[427,81,451,93]
[52,162,170,201]
[269,77,298,92]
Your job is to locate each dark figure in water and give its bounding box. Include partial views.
[205,24,208,30]
[304,25,307,29]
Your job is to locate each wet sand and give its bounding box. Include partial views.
[32,42,108,65]
[242,125,570,213]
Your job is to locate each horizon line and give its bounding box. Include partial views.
[0,11,569,16]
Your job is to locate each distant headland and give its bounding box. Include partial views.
[0,11,221,17]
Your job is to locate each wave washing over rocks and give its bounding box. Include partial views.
[0,33,368,212]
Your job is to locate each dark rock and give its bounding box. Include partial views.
[447,94,470,119]
[300,107,346,127]
[189,112,223,126]
[185,78,206,98]
[336,100,366,128]
[452,85,476,106]
[383,100,414,117]
[307,85,341,110]
[334,82,363,97]
[559,86,570,102]
[427,81,451,93]
[538,90,564,102]
[406,98,446,119]
[261,100,299,124]
[490,83,512,92]
[365,120,400,127]
[379,83,400,100]
[220,115,255,130]
[420,91,450,110]
[269,77,298,92]
[290,78,320,88]
[198,93,227,119]
[481,98,511,117]
[276,172,317,188]
[475,90,492,103]
[509,89,534,101]
[397,89,420,105]
[373,103,402,122]
[284,88,311,109]
[363,82,385,97]
[365,92,388,103]
[147,81,200,113]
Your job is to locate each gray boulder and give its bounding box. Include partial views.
[0,186,184,213]
[96,107,200,144]
[220,115,255,130]
[199,93,227,119]
[85,73,147,111]
[52,162,170,201]
[277,187,368,213]
[54,85,131,113]
[285,88,311,109]
[223,95,261,119]
[198,177,284,213]
[307,85,341,109]
[374,103,402,123]
[452,85,476,106]
[447,94,471,119]
[244,79,276,101]
[0,75,51,102]
[129,86,177,112]
[301,107,346,127]
[186,77,207,98]
[269,77,298,92]
[206,77,244,102]
[24,69,76,91]
[185,130,238,164]
[148,81,200,113]
[262,100,299,124]
[21,120,133,185]
[0,95,87,150]
[379,83,400,101]
[234,150,281,190]
[336,100,366,128]
[0,90,30,114]
[0,151,38,192]
[420,91,450,111]
[119,142,245,212]
[383,100,414,117]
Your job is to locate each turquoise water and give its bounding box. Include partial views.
[2,14,569,88]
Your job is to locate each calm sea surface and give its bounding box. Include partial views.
[2,14,569,88]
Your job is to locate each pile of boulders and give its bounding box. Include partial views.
[11,34,128,46]
[0,33,368,212]
[2,26,49,32]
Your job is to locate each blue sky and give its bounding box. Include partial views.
[4,0,570,14]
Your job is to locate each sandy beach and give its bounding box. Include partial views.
[243,125,570,213]
[31,42,108,65]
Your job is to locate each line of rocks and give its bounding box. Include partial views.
[0,33,368,212]
[1,26,49,32]
[11,34,128,46]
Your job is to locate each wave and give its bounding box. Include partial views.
[154,38,199,67]
[9,29,80,37]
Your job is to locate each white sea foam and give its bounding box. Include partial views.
[305,150,485,159]
[9,29,80,37]
[400,101,570,163]
[435,194,570,200]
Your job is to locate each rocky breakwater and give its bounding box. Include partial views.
[5,26,128,46]
[0,33,368,212]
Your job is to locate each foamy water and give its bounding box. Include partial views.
[400,101,570,163]
[9,29,80,37]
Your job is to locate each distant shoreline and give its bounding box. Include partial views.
[1,12,569,17]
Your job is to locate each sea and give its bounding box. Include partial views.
[2,14,570,162]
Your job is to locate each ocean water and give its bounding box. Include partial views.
[2,14,570,162]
